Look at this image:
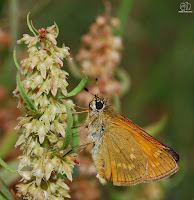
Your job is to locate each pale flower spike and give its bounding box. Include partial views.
[14,22,78,199]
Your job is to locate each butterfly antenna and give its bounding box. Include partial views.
[84,87,95,96]
[95,78,103,97]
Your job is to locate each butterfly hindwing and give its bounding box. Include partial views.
[102,124,148,186]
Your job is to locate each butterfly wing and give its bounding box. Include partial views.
[102,124,148,186]
[112,114,179,182]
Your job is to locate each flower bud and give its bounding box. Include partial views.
[37,62,47,79]
[44,157,54,180]
[16,182,32,196]
[15,134,25,147]
[18,155,31,171]
[46,34,57,46]
[38,123,47,144]
[39,49,47,60]
[17,34,31,44]
[55,121,66,137]
[19,171,31,181]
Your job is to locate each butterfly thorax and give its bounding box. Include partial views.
[87,96,115,141]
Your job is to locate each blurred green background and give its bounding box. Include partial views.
[0,0,193,200]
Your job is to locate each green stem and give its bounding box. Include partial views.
[10,0,18,47]
[116,68,131,95]
[114,0,133,36]
[0,0,18,89]
[113,94,121,113]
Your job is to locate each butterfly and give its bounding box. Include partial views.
[86,95,179,186]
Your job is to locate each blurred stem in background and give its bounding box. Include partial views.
[0,0,18,91]
[0,129,18,159]
[114,0,133,36]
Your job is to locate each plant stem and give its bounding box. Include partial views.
[114,0,133,36]
[0,0,18,90]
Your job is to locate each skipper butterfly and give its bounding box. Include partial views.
[86,95,179,186]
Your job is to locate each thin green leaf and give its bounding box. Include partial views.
[0,159,20,186]
[27,12,37,36]
[58,74,88,99]
[17,72,40,115]
[0,193,8,200]
[66,74,88,97]
[54,22,59,38]
[0,178,14,200]
[62,101,73,149]
[51,100,74,156]
[113,0,133,36]
[0,157,17,174]
[13,47,20,70]
[71,114,79,153]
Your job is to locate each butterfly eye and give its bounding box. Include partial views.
[96,101,103,110]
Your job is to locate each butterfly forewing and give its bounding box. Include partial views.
[111,115,178,182]
[117,114,179,162]
[102,124,148,186]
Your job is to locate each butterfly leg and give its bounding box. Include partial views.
[63,142,94,157]
[91,135,96,143]
[72,110,88,114]
[74,104,88,110]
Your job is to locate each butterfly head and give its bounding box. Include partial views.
[89,95,107,112]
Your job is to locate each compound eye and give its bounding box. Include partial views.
[96,101,103,110]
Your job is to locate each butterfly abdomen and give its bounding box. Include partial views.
[92,138,107,184]
[87,114,108,184]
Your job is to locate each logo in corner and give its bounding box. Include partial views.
[179,2,193,13]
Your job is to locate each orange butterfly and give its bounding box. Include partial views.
[86,95,179,186]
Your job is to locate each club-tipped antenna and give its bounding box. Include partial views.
[84,87,96,97]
